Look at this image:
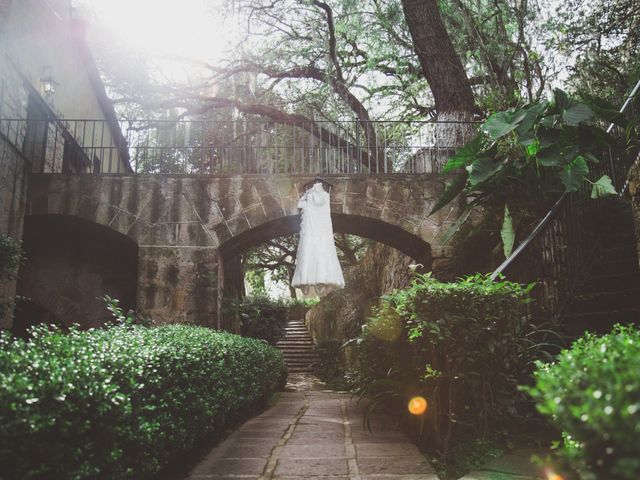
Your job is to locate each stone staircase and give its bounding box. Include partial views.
[276,319,320,374]
[564,201,640,335]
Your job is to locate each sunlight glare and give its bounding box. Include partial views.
[77,0,234,64]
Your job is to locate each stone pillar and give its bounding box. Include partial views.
[136,246,219,327]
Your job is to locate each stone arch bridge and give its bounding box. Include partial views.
[23,173,462,328]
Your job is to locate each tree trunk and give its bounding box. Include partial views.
[401,0,477,171]
[401,0,475,118]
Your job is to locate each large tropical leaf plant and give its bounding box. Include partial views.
[432,89,623,258]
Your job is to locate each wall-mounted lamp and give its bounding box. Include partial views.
[40,65,58,95]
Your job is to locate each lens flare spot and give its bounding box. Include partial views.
[369,308,402,342]
[408,396,428,415]
[543,468,565,480]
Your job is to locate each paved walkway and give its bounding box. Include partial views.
[184,374,438,479]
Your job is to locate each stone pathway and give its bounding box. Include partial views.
[184,374,438,479]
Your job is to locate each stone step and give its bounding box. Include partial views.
[282,354,317,359]
[277,341,315,346]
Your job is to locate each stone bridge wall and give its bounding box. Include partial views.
[0,135,29,329]
[21,173,462,328]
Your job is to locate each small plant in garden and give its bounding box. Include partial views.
[100,294,152,326]
[0,234,25,318]
[524,324,640,480]
[0,234,25,278]
[225,295,289,344]
[353,272,562,460]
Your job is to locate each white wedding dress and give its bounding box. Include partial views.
[292,183,345,296]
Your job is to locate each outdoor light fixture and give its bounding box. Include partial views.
[40,65,58,95]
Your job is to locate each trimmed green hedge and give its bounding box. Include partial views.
[0,324,287,479]
[525,324,640,479]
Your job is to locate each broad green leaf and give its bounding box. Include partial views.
[525,141,539,156]
[540,114,560,128]
[467,157,501,185]
[482,109,527,139]
[559,156,589,192]
[580,93,629,129]
[443,133,484,173]
[518,132,536,146]
[583,152,600,164]
[562,103,594,126]
[538,127,561,148]
[429,171,467,215]
[516,101,548,137]
[536,146,563,166]
[553,88,571,111]
[439,208,472,245]
[591,175,617,199]
[501,204,515,259]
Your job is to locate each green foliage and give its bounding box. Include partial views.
[0,234,25,279]
[353,273,559,457]
[227,296,289,345]
[285,297,320,309]
[100,295,152,327]
[0,234,26,318]
[525,324,640,479]
[312,340,343,383]
[433,90,621,251]
[0,324,286,479]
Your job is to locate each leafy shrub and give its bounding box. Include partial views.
[525,324,640,479]
[0,234,24,278]
[354,273,557,457]
[431,89,622,254]
[312,339,343,382]
[228,296,289,344]
[0,324,286,479]
[286,297,320,308]
[0,234,25,318]
[286,297,319,319]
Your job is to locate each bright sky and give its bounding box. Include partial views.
[73,0,237,80]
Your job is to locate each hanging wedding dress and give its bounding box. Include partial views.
[292,182,345,296]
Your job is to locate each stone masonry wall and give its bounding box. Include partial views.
[25,173,463,328]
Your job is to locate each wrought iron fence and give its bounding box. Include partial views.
[0,117,478,175]
[492,81,640,321]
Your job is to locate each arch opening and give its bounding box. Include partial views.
[14,214,138,332]
[217,214,432,328]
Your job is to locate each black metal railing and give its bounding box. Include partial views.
[0,117,477,175]
[492,80,640,320]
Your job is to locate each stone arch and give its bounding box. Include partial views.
[15,214,138,329]
[217,213,433,328]
[219,213,432,267]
